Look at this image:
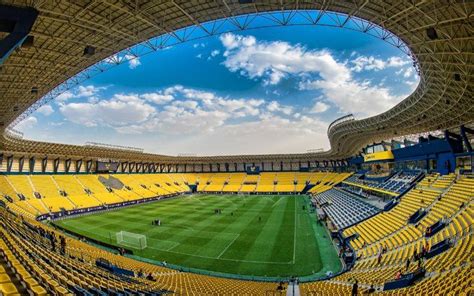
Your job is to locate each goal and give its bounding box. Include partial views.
[116,231,147,250]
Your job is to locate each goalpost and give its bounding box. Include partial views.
[116,231,147,250]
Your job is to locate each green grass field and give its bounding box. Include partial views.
[54,194,341,278]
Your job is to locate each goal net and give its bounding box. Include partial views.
[116,231,147,250]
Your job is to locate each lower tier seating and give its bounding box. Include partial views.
[1,172,351,217]
[0,173,471,295]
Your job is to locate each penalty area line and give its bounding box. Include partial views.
[217,234,240,259]
[147,244,291,264]
[166,241,180,251]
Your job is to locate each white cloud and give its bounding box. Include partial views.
[350,55,410,72]
[49,121,64,127]
[220,33,350,85]
[211,50,220,57]
[221,33,414,118]
[403,67,414,78]
[34,81,335,154]
[16,116,37,131]
[141,93,174,105]
[172,100,199,109]
[266,101,293,115]
[55,91,74,102]
[37,105,54,116]
[124,54,141,69]
[77,85,100,97]
[59,94,155,128]
[387,56,410,67]
[116,86,267,135]
[351,56,386,72]
[54,85,104,103]
[104,53,141,69]
[300,78,404,117]
[208,49,220,60]
[145,114,330,155]
[57,85,269,136]
[310,101,330,113]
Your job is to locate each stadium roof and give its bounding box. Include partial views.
[0,0,472,163]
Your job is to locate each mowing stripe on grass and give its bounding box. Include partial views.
[293,197,297,264]
[54,194,340,278]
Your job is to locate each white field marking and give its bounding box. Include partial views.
[271,196,286,208]
[292,197,297,264]
[60,220,115,233]
[146,224,195,232]
[60,210,295,265]
[146,244,292,264]
[165,241,180,251]
[64,216,240,239]
[63,224,181,249]
[189,195,204,204]
[142,223,241,238]
[223,195,237,204]
[217,234,240,259]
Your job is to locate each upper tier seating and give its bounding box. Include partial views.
[343,170,422,195]
[313,188,380,229]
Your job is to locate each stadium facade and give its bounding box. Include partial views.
[0,1,472,295]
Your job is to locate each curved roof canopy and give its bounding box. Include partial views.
[0,0,472,163]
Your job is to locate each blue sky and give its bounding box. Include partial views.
[17,23,419,156]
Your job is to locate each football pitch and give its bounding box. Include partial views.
[54,194,341,278]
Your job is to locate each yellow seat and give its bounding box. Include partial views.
[54,285,70,295]
[30,284,48,296]
[23,277,38,288]
[0,283,19,295]
[15,268,32,280]
[0,273,11,283]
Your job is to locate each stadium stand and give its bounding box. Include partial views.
[255,172,276,192]
[239,174,259,193]
[203,173,230,192]
[0,207,288,295]
[196,173,214,192]
[301,175,473,295]
[313,188,380,230]
[274,172,296,193]
[222,173,246,192]
[2,173,469,295]
[342,170,422,197]
[1,172,350,218]
[308,172,352,194]
[295,172,312,192]
[0,1,472,294]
